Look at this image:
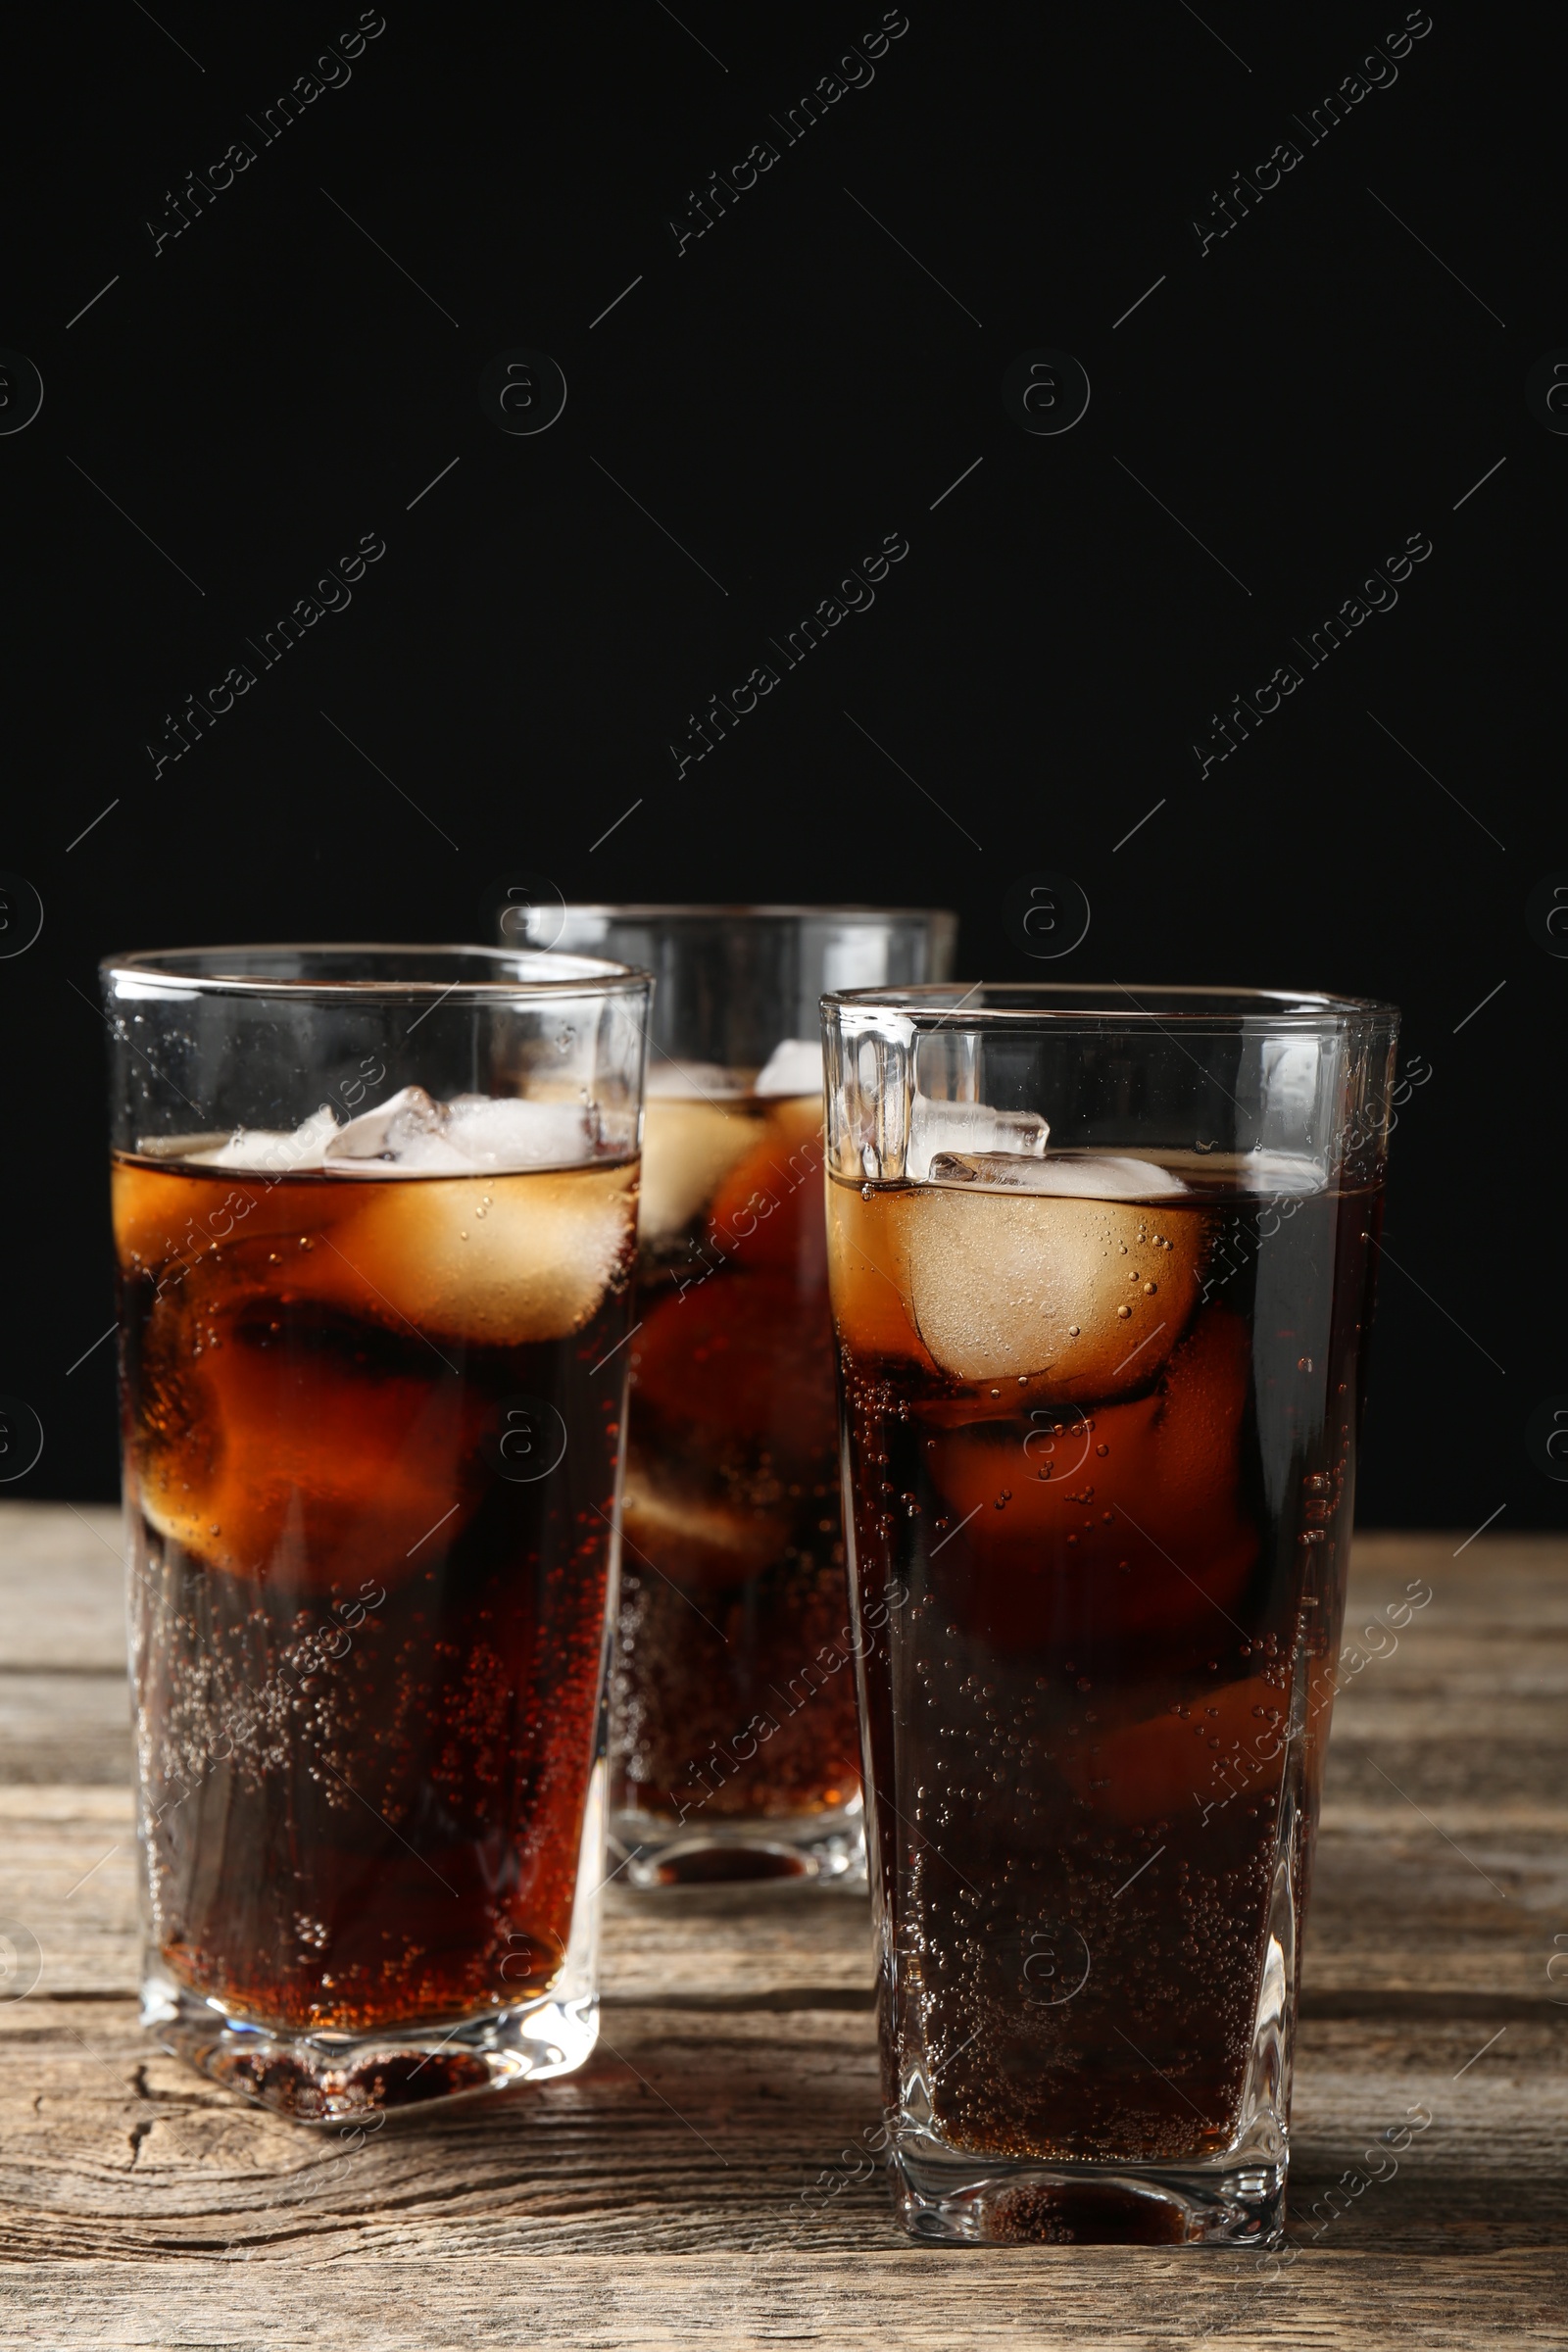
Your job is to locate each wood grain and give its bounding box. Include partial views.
[0,1996,1561,2259]
[0,1511,1562,2344]
[0,2250,1562,2352]
[8,1792,1561,2006]
[0,1504,126,1673]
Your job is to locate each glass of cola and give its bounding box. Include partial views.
[104,946,649,2119]
[499,905,955,1885]
[821,982,1397,2243]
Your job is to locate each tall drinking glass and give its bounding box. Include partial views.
[503,906,956,1884]
[103,946,649,2119]
[822,984,1396,2242]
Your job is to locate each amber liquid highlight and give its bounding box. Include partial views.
[114,1152,636,2034]
[829,1166,1380,2163]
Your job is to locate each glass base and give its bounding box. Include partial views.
[141,1962,599,2121]
[610,1802,865,1888]
[890,2137,1285,2246]
[136,1756,608,2121]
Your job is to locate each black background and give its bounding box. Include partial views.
[0,1,1558,1526]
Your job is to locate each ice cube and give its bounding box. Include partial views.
[631,1264,837,1467]
[130,1300,479,1587]
[706,1096,826,1275]
[919,1306,1254,1627]
[620,1469,788,1590]
[927,1152,1188,1199]
[335,1161,638,1346]
[645,1059,747,1100]
[181,1105,340,1173]
[446,1091,619,1167]
[325,1086,600,1175]
[1059,1674,1280,1824]
[171,1089,612,1178]
[638,1098,758,1245]
[893,1183,1209,1396]
[753,1037,823,1099]
[1238,1149,1326,1195]
[906,1099,1049,1183]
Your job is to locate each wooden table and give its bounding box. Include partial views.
[1,1507,1562,2347]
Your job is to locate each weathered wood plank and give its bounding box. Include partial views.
[1302,1820,1568,1997]
[1,1510,1562,2340]
[0,1503,126,1671]
[1,1527,1563,2005]
[0,1676,134,1786]
[0,1789,880,2002]
[4,1530,1559,1795]
[0,1997,1559,2260]
[1347,1532,1568,1615]
[7,1790,1563,2005]
[0,2250,1560,2351]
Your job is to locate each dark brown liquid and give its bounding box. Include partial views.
[830,1169,1380,2163]
[611,1096,860,1839]
[113,1152,636,2034]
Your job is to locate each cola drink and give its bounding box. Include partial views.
[609,1078,862,1874]
[493,905,956,1884]
[114,1090,638,2085]
[828,1099,1389,2236]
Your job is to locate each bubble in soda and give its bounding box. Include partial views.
[828,1144,1382,2161]
[114,1095,638,2034]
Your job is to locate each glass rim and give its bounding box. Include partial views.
[100,943,652,1002]
[822,980,1398,1028]
[524,903,958,924]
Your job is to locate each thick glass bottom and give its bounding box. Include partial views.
[891,2134,1286,2245]
[882,1839,1298,2245]
[142,1959,599,2121]
[611,1800,865,1887]
[136,1751,608,2120]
